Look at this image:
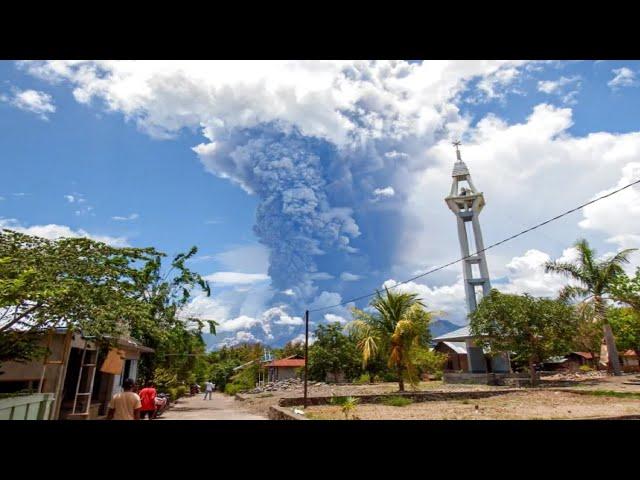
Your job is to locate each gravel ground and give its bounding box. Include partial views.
[303,390,640,420]
[236,373,640,418]
[237,380,504,417]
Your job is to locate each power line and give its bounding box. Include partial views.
[309,177,640,313]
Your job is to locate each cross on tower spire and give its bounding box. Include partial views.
[452,140,462,161]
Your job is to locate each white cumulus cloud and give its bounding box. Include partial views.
[0,218,128,247]
[608,67,638,89]
[204,271,270,285]
[111,213,139,221]
[2,88,56,120]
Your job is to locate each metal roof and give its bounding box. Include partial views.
[442,341,467,355]
[265,358,306,368]
[433,325,473,342]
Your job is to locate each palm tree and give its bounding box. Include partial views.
[349,287,432,392]
[545,239,637,376]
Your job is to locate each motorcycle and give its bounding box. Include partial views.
[154,393,169,417]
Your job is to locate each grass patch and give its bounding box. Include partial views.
[381,395,413,407]
[572,389,640,400]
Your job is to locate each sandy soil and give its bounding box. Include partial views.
[303,390,640,420]
[237,381,504,417]
[158,393,266,420]
[235,373,640,418]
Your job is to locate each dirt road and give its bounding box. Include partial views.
[158,392,267,420]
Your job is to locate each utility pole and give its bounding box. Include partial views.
[303,309,309,408]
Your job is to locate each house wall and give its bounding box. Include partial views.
[275,367,299,380]
[0,334,66,386]
[435,344,469,373]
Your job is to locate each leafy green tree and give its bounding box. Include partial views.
[277,340,305,359]
[349,288,433,392]
[470,290,579,386]
[0,230,158,363]
[609,267,640,312]
[545,239,636,375]
[123,245,216,385]
[607,307,640,352]
[0,229,217,388]
[411,347,448,380]
[572,302,604,363]
[308,323,361,382]
[206,342,265,392]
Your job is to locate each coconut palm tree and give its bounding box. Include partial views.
[349,287,432,391]
[545,239,637,376]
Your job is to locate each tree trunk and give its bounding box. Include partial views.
[595,295,622,376]
[529,358,538,387]
[397,346,406,392]
[398,369,405,392]
[603,322,622,376]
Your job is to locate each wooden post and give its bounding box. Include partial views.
[303,310,309,408]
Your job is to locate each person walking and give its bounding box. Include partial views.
[203,380,215,400]
[138,380,158,419]
[107,378,141,420]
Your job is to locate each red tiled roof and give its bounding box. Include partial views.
[266,358,306,368]
[622,350,638,357]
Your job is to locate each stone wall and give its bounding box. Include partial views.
[268,405,308,420]
[278,389,521,408]
[443,372,536,386]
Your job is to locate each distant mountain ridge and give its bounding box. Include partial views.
[429,319,461,339]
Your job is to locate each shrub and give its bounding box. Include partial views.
[579,365,593,373]
[167,387,178,401]
[224,383,246,396]
[381,395,413,407]
[176,385,188,398]
[329,396,349,406]
[341,397,359,419]
[380,371,398,382]
[354,373,371,384]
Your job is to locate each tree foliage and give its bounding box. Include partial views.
[278,340,305,359]
[0,229,217,388]
[545,238,636,375]
[308,322,361,382]
[348,288,433,391]
[470,289,579,385]
[607,307,640,352]
[609,267,640,312]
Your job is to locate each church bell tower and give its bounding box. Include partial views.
[445,142,494,373]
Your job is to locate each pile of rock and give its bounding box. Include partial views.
[247,378,327,394]
[247,378,302,394]
[546,370,608,381]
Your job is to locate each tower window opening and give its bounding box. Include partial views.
[464,220,476,248]
[471,262,481,279]
[473,285,484,306]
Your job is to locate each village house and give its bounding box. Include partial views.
[621,350,640,372]
[0,328,153,420]
[264,354,305,382]
[434,341,469,372]
[433,326,511,375]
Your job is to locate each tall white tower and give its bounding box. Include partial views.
[445,142,493,373]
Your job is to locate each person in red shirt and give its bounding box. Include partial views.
[138,380,158,419]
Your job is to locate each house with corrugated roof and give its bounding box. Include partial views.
[264,354,305,382]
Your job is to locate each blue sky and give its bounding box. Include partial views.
[2,60,640,348]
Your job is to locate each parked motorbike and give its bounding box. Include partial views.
[154,393,169,417]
